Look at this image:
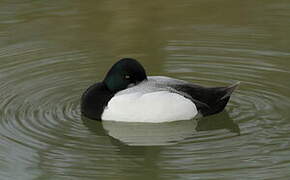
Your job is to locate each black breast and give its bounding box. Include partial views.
[81,82,114,120]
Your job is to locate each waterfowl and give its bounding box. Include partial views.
[81,58,239,123]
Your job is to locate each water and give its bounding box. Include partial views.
[0,0,290,179]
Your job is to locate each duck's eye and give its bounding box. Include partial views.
[124,75,130,79]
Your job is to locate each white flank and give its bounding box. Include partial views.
[101,91,197,123]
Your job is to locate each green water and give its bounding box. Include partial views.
[1,0,290,179]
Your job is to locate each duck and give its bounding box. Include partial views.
[81,58,239,123]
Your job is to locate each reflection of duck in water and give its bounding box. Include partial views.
[82,112,240,146]
[81,58,239,123]
[196,111,240,135]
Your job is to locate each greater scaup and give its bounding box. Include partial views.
[81,58,239,123]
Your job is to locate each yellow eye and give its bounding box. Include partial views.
[125,75,130,79]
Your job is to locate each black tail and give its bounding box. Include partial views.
[174,82,240,117]
[221,82,240,100]
[204,82,240,116]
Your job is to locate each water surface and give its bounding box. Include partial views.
[0,0,290,179]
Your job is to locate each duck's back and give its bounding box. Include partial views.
[150,76,238,116]
[113,76,237,118]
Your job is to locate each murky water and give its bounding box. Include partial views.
[0,0,290,179]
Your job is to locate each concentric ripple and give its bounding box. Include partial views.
[161,39,290,179]
[0,38,290,179]
[0,47,82,146]
[0,42,105,178]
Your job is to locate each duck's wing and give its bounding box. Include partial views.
[136,76,239,116]
[172,82,240,116]
[166,87,211,113]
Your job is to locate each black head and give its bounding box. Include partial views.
[103,58,147,92]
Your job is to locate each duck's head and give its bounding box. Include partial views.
[103,58,147,93]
